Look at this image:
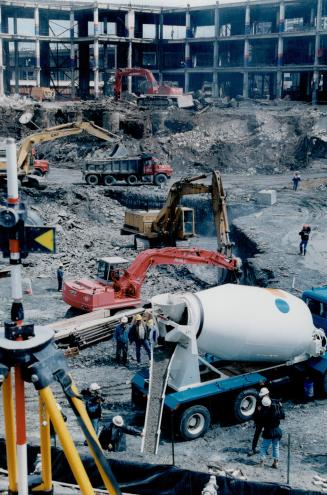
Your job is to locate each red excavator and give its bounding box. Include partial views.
[113,68,193,108]
[63,248,239,313]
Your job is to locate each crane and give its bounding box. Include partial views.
[62,247,240,312]
[122,171,234,259]
[0,121,120,188]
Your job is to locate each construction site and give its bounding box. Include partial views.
[0,0,327,494]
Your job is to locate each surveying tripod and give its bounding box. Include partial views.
[0,138,121,495]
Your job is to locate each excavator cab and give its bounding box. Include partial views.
[175,207,195,239]
[96,257,129,285]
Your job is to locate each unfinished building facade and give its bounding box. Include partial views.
[1,0,327,103]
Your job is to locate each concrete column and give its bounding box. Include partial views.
[34,6,40,87]
[276,36,283,98]
[70,9,75,98]
[185,2,191,88]
[13,12,18,94]
[78,19,90,98]
[93,5,99,98]
[186,4,192,38]
[185,71,189,92]
[158,10,163,81]
[126,10,135,93]
[245,2,250,35]
[279,1,285,33]
[0,6,3,95]
[244,38,250,67]
[313,0,323,104]
[310,7,315,27]
[212,70,218,97]
[243,72,249,98]
[214,1,220,38]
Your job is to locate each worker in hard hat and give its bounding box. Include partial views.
[129,314,151,364]
[81,382,105,435]
[114,316,130,366]
[299,224,311,256]
[249,387,270,456]
[146,318,158,347]
[99,415,143,452]
[259,395,285,469]
[292,171,301,191]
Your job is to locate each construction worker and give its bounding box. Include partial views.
[146,318,158,346]
[81,383,105,435]
[99,415,143,452]
[299,224,311,256]
[259,395,285,469]
[129,314,151,364]
[57,264,64,292]
[249,387,270,456]
[292,171,301,191]
[114,316,129,366]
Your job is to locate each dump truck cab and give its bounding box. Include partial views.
[302,286,327,335]
[96,256,129,285]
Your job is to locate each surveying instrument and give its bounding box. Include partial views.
[0,138,121,495]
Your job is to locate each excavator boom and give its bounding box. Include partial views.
[113,247,239,300]
[16,121,120,169]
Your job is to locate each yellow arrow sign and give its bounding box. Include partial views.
[34,229,55,253]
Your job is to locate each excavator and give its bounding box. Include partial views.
[114,68,193,108]
[121,171,234,258]
[62,247,240,312]
[0,121,120,188]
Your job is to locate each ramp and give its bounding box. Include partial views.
[141,343,176,455]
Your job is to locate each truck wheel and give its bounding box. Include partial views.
[85,174,99,186]
[154,174,167,186]
[103,175,116,186]
[233,388,258,422]
[32,169,43,177]
[127,175,138,185]
[179,405,211,440]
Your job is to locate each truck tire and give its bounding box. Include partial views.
[103,175,116,186]
[85,174,99,186]
[154,174,167,186]
[179,405,211,440]
[233,388,258,422]
[127,175,138,185]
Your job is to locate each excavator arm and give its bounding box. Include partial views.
[113,247,239,299]
[16,121,120,171]
[211,170,233,258]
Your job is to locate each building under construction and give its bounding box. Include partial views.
[1,0,327,103]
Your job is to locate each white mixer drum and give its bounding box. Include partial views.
[189,284,317,362]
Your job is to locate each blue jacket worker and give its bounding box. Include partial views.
[299,224,311,256]
[57,265,64,292]
[114,316,129,365]
[259,396,285,469]
[81,383,104,435]
[292,172,301,191]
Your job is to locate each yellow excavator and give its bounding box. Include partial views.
[121,171,234,258]
[0,121,120,188]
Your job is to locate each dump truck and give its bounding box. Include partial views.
[62,247,239,313]
[82,152,173,186]
[121,171,233,255]
[132,284,327,445]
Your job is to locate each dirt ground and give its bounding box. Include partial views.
[0,99,327,493]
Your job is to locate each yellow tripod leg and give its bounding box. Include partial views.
[33,397,52,492]
[70,381,121,495]
[39,387,96,495]
[2,371,17,493]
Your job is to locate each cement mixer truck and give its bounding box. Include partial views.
[132,284,327,443]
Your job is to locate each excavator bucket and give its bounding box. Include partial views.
[110,143,129,158]
[23,173,47,190]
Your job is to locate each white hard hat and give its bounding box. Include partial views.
[113,415,124,427]
[121,316,128,324]
[89,383,101,391]
[259,387,269,398]
[262,396,272,407]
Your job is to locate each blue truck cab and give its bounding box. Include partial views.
[302,286,327,335]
